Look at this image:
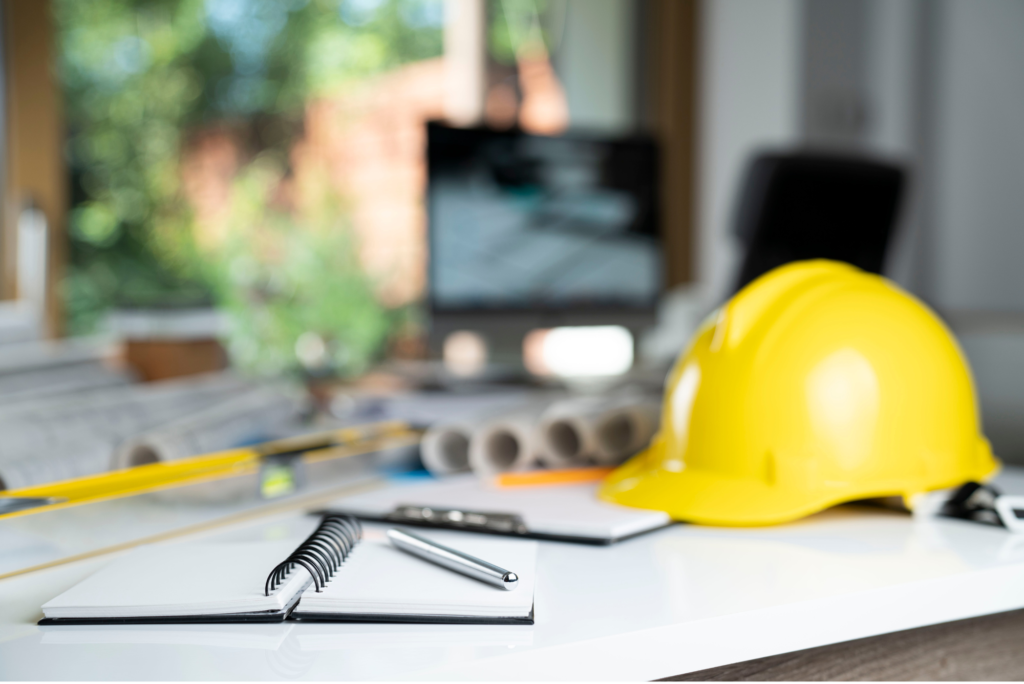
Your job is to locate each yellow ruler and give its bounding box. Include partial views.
[0,420,422,521]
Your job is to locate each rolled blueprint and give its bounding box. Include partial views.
[421,420,474,476]
[0,337,133,405]
[467,402,552,477]
[113,387,301,468]
[417,392,556,477]
[0,372,256,490]
[537,394,661,467]
[0,362,132,405]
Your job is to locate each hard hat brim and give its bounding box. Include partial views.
[598,437,1001,527]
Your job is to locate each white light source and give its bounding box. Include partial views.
[17,202,47,316]
[295,331,329,370]
[526,325,634,378]
[443,330,488,377]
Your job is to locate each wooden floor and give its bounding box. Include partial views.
[662,608,1024,681]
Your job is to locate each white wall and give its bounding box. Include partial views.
[862,0,926,291]
[800,0,869,148]
[926,0,1024,462]
[554,0,636,133]
[930,0,1024,313]
[864,0,920,158]
[959,332,1024,461]
[697,0,803,306]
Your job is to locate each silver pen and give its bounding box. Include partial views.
[386,528,519,591]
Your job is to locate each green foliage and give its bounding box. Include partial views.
[58,0,209,331]
[203,159,392,378]
[54,0,443,372]
[487,0,558,65]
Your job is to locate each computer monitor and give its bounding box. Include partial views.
[426,123,662,363]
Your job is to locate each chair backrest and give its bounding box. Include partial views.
[732,152,905,294]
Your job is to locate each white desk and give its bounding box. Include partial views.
[2,468,1024,680]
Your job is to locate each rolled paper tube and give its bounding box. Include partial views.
[113,387,300,469]
[591,399,661,465]
[0,372,254,490]
[421,422,474,476]
[468,403,552,477]
[537,394,661,467]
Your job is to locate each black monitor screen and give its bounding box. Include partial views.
[427,123,661,313]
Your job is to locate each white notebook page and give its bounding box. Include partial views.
[42,541,310,619]
[296,531,536,618]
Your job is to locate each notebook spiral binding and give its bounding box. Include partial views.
[265,514,362,596]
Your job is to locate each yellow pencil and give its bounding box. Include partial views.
[0,420,421,520]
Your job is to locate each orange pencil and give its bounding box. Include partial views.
[494,466,615,488]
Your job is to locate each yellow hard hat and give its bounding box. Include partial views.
[600,260,999,526]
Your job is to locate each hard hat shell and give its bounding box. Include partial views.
[600,260,999,526]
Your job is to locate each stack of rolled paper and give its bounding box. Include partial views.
[420,392,661,479]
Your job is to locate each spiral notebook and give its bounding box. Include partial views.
[39,516,537,626]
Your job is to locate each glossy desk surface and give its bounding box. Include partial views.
[2,468,1024,681]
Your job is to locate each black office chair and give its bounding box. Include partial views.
[731,152,906,293]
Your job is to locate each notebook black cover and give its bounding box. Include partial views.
[38,608,291,626]
[290,605,535,625]
[40,606,535,627]
[37,611,290,626]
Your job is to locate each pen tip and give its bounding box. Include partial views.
[502,572,519,590]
